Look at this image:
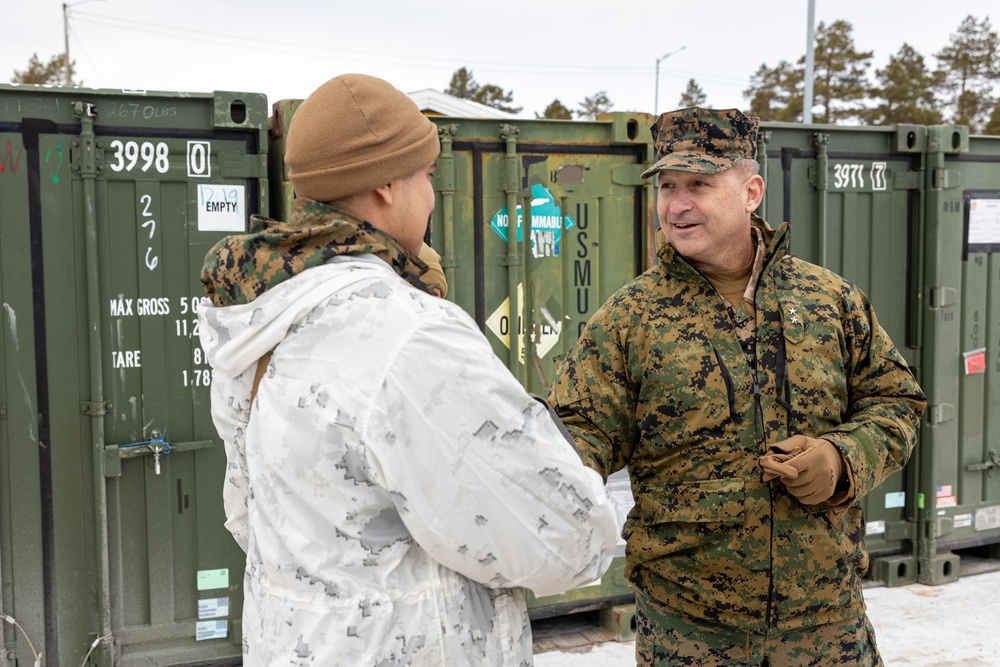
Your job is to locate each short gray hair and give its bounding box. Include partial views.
[733,158,760,177]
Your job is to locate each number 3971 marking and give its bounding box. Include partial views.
[833,162,888,191]
[109,140,170,173]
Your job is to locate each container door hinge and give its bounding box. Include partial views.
[220,152,267,179]
[0,405,6,419]
[611,164,647,186]
[927,286,957,310]
[498,255,523,267]
[928,403,955,425]
[932,168,961,190]
[81,401,112,416]
[966,450,1000,477]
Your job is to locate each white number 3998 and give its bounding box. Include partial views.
[109,140,170,174]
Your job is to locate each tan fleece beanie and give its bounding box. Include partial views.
[285,74,440,202]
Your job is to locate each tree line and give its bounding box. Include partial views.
[12,14,999,132]
[745,15,1000,133]
[446,14,1000,133]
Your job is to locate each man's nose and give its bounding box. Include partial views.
[668,189,692,214]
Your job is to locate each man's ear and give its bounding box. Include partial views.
[373,182,394,206]
[744,174,765,213]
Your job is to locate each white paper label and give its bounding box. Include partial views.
[198,597,229,619]
[197,184,245,232]
[196,620,228,641]
[884,492,905,509]
[968,198,1000,245]
[975,505,1000,531]
[866,520,886,536]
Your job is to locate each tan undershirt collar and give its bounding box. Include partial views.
[703,242,756,310]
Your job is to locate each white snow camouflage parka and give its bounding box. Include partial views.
[197,200,620,666]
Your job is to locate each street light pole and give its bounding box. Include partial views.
[803,0,816,123]
[63,3,71,84]
[654,46,686,116]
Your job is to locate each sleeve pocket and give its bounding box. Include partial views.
[634,479,746,525]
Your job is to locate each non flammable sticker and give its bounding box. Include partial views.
[490,184,575,257]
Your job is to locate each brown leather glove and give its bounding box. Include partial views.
[417,243,448,299]
[759,435,845,505]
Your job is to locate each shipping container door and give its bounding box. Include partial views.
[431,114,652,396]
[430,113,654,615]
[0,84,268,666]
[919,129,1000,584]
[758,123,925,585]
[0,95,50,667]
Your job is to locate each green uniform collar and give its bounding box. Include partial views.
[200,198,428,307]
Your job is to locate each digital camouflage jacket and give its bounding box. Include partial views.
[198,199,620,666]
[548,215,926,632]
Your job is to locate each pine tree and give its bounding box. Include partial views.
[445,67,479,99]
[934,15,1000,133]
[577,91,613,120]
[474,84,522,115]
[678,79,706,108]
[985,102,1000,135]
[444,68,521,114]
[809,20,873,124]
[537,99,573,120]
[12,52,80,85]
[743,60,803,122]
[863,43,943,125]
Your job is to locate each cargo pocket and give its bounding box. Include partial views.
[636,479,746,524]
[629,479,746,558]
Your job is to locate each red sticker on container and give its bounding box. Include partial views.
[963,348,986,375]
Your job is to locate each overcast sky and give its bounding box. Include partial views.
[5,1,997,119]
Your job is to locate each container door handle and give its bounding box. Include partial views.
[966,450,1000,476]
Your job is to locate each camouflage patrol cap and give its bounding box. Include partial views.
[640,107,759,178]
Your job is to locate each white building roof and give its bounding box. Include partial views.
[407,88,519,119]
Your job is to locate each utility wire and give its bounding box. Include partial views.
[68,24,108,85]
[71,10,744,82]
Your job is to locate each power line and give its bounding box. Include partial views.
[68,24,108,85]
[71,10,732,78]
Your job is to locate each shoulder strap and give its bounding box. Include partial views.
[249,350,274,413]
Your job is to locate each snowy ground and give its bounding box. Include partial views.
[534,567,1000,666]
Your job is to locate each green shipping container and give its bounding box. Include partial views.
[0,84,268,666]
[755,121,926,586]
[916,128,1000,584]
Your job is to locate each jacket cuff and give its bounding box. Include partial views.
[819,429,881,508]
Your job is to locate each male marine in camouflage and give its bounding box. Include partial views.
[548,107,926,665]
